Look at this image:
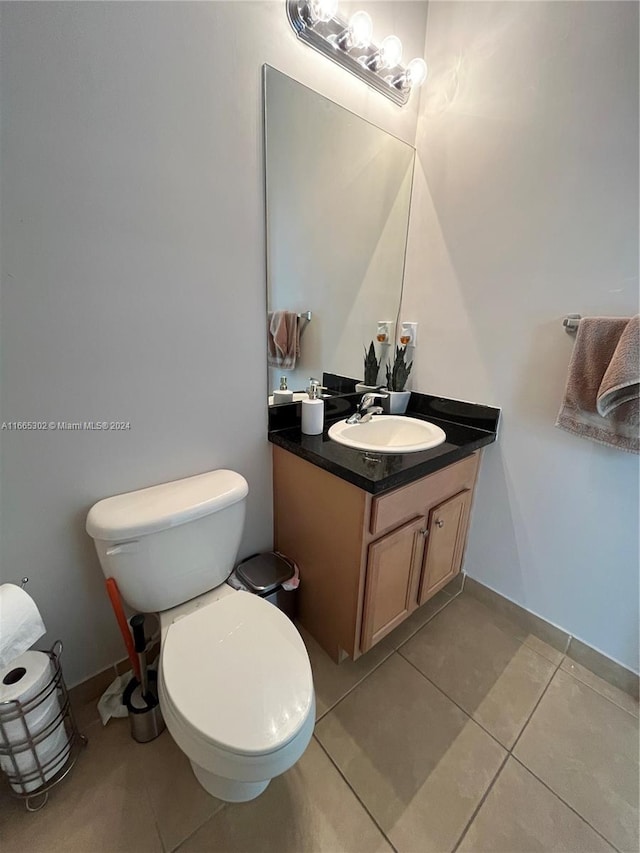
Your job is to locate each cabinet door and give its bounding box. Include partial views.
[418,490,471,605]
[361,516,427,653]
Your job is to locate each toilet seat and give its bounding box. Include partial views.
[161,591,313,757]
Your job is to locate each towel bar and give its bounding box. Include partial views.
[297,311,312,338]
[563,314,581,333]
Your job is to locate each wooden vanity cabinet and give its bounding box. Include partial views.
[272,446,480,663]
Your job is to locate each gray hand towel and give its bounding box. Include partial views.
[555,316,639,454]
[267,311,300,369]
[596,315,640,417]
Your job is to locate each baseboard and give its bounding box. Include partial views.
[69,649,160,719]
[69,578,638,708]
[68,663,119,719]
[464,575,639,700]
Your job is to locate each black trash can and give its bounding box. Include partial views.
[229,552,298,620]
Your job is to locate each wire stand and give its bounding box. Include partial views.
[0,641,88,811]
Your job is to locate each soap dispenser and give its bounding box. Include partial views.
[301,379,324,435]
[273,376,293,404]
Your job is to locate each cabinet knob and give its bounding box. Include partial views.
[435,519,444,528]
[419,528,429,537]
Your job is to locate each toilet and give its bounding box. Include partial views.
[86,469,315,802]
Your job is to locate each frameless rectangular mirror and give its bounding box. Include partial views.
[264,66,415,405]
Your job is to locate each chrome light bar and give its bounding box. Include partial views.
[286,1,427,107]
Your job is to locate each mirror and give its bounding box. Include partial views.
[264,66,415,405]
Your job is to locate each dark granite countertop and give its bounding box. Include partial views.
[268,392,500,495]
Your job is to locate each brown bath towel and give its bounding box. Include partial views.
[555,316,639,454]
[267,311,300,369]
[597,315,640,417]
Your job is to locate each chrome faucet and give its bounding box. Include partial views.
[346,392,388,424]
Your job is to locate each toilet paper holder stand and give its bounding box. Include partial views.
[0,639,88,811]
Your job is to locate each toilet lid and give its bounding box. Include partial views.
[161,591,314,756]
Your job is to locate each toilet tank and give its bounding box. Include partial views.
[86,470,248,613]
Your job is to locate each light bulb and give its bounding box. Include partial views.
[347,11,373,49]
[307,0,338,23]
[379,35,403,68]
[406,57,428,87]
[363,35,402,72]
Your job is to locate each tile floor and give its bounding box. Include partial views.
[1,584,638,853]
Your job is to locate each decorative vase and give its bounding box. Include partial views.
[382,390,411,414]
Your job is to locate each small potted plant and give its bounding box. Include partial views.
[355,342,381,393]
[384,345,413,413]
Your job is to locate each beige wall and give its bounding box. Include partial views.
[3,0,637,684]
[0,1,428,685]
[402,1,639,670]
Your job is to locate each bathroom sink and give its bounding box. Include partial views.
[328,415,446,454]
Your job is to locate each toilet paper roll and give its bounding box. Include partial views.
[0,651,57,736]
[0,584,46,669]
[1,722,70,793]
[0,650,71,793]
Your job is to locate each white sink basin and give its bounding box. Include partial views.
[328,415,446,454]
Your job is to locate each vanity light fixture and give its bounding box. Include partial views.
[287,1,428,106]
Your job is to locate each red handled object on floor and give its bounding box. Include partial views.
[105,578,140,680]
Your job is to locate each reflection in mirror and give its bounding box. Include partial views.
[264,66,415,405]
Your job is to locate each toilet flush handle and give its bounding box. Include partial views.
[105,541,140,556]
